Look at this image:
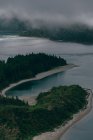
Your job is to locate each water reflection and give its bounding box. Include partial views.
[6,72,65,97]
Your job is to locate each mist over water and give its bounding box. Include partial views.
[0,36,93,60]
[0,1,93,140]
[0,0,93,139]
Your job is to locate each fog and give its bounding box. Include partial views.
[0,0,93,26]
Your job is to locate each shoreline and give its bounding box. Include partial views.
[1,64,75,97]
[0,63,92,140]
[33,89,93,140]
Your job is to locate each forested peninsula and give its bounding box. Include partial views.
[0,85,88,140]
[0,53,90,140]
[0,53,67,90]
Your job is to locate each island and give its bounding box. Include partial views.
[0,85,90,140]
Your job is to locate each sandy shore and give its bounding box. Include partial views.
[1,64,75,97]
[0,63,92,140]
[33,89,93,140]
[19,96,37,106]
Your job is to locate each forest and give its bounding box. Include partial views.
[0,53,67,90]
[0,85,88,140]
[20,26,93,45]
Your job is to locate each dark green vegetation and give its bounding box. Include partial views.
[0,17,27,35]
[0,53,66,90]
[20,24,93,45]
[0,85,88,140]
[0,17,93,44]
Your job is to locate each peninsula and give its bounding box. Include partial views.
[0,85,90,140]
[0,53,91,140]
[0,53,67,91]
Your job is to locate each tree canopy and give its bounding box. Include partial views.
[0,53,67,90]
[0,85,88,140]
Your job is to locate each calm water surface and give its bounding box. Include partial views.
[1,36,93,140]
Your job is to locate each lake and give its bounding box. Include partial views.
[1,35,93,140]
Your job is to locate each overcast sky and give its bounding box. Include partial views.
[0,0,93,26]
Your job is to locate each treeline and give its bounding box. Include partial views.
[0,85,88,140]
[0,17,27,35]
[0,53,67,90]
[0,95,28,106]
[20,26,93,45]
[0,17,93,44]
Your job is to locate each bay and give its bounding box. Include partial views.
[0,35,93,140]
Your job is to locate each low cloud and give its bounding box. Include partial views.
[0,0,93,26]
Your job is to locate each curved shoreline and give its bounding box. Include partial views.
[0,63,92,140]
[1,64,75,96]
[33,89,93,140]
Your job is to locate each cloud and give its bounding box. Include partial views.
[0,0,93,26]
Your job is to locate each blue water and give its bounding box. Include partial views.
[1,36,93,140]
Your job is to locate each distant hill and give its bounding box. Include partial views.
[0,17,27,35]
[20,24,93,45]
[0,17,93,44]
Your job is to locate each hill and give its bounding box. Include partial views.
[0,85,88,140]
[20,24,93,45]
